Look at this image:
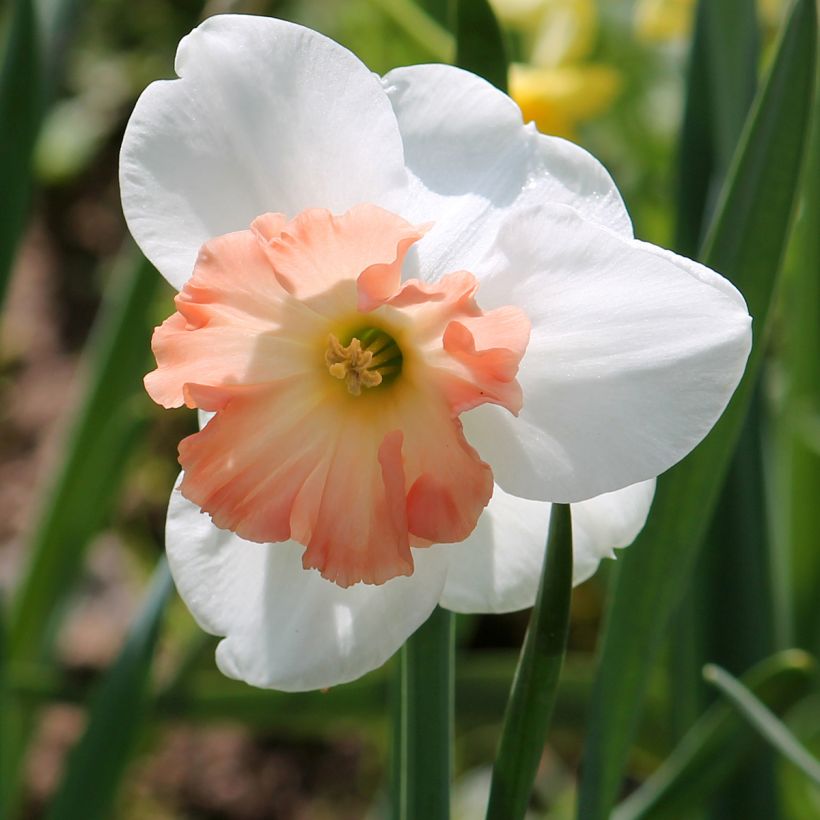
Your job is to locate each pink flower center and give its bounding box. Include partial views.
[145,204,530,587]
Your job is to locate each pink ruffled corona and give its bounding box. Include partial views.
[145,204,530,587]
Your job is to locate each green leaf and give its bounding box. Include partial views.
[0,0,44,307]
[703,663,820,788]
[774,12,820,654]
[674,0,759,260]
[486,504,572,820]
[454,0,508,92]
[0,594,9,812]
[613,651,817,820]
[367,0,453,62]
[699,394,780,816]
[577,2,818,817]
[0,0,84,308]
[392,606,454,820]
[9,252,161,664]
[1,253,161,813]
[46,559,174,820]
[667,0,760,751]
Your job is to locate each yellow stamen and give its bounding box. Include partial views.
[325,331,401,396]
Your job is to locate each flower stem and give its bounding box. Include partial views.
[485,503,573,820]
[392,606,454,820]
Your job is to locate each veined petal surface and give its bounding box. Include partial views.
[120,15,407,289]
[381,63,632,283]
[166,480,448,691]
[439,479,656,613]
[463,205,752,502]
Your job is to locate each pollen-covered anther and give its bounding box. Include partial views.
[325,332,400,396]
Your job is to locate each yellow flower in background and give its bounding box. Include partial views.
[510,63,620,140]
[490,0,621,140]
[634,0,785,44]
[634,0,695,42]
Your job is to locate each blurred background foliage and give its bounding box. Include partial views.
[0,0,818,817]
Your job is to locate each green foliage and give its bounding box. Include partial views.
[8,253,161,664]
[454,0,508,92]
[0,0,44,307]
[46,560,174,820]
[486,505,572,820]
[1,253,161,814]
[704,662,820,788]
[613,651,817,820]
[577,1,819,816]
[775,12,820,655]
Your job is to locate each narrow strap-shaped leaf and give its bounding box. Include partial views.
[667,0,760,749]
[674,0,759,259]
[46,559,174,820]
[612,650,816,820]
[0,0,44,306]
[577,3,818,817]
[1,253,161,813]
[672,2,714,258]
[677,6,767,811]
[0,595,10,812]
[9,252,161,663]
[775,11,820,654]
[454,0,508,93]
[392,606,454,820]
[368,0,453,61]
[486,504,572,820]
[703,663,820,787]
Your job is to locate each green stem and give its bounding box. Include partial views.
[392,606,454,820]
[486,504,573,820]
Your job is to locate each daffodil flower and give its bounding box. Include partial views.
[120,15,751,691]
[634,0,696,42]
[492,0,622,139]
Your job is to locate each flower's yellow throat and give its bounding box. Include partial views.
[325,329,403,396]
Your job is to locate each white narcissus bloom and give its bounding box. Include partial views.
[120,15,752,691]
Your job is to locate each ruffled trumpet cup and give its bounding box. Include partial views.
[145,204,529,588]
[121,14,752,690]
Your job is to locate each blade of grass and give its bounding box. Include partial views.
[577,2,818,817]
[613,650,817,820]
[667,0,760,754]
[703,663,820,788]
[9,252,161,662]
[774,17,820,655]
[485,504,572,820]
[0,595,9,812]
[392,606,454,820]
[46,559,174,820]
[0,0,44,307]
[701,393,779,817]
[1,252,161,814]
[454,0,508,93]
[674,0,759,257]
[367,0,453,62]
[0,0,85,308]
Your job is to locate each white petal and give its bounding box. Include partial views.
[381,63,632,282]
[463,204,752,502]
[121,15,407,290]
[439,480,655,613]
[571,479,656,584]
[166,477,448,691]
